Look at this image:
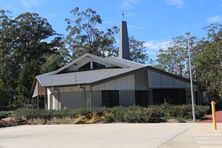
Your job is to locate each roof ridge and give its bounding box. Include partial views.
[51,53,138,75]
[106,56,146,67]
[53,53,109,74]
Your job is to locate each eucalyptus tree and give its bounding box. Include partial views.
[0,10,67,106]
[0,10,17,107]
[194,24,222,98]
[13,12,66,102]
[156,34,197,77]
[65,7,118,59]
[129,36,148,64]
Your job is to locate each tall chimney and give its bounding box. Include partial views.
[119,21,130,60]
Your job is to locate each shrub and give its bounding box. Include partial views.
[110,106,126,122]
[0,122,6,128]
[148,104,209,120]
[195,105,209,119]
[0,111,12,119]
[9,105,209,124]
[123,107,164,123]
[0,105,21,111]
[103,113,115,123]
[176,117,186,123]
[177,105,193,119]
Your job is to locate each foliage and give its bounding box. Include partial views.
[102,113,115,123]
[10,105,209,124]
[194,24,222,98]
[155,24,222,98]
[65,7,118,59]
[65,7,149,64]
[40,45,70,73]
[109,106,126,122]
[0,10,68,106]
[123,107,163,123]
[0,10,18,106]
[129,36,149,64]
[149,104,209,119]
[0,111,11,119]
[156,34,198,77]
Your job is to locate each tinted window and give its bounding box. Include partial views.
[79,62,90,71]
[135,91,148,107]
[102,90,119,107]
[93,62,105,69]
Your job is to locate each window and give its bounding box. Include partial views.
[93,62,105,69]
[135,91,148,106]
[102,90,119,107]
[153,89,186,105]
[78,62,105,71]
[79,62,90,71]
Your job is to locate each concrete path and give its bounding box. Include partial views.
[162,123,222,148]
[0,123,221,148]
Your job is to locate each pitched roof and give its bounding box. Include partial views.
[36,53,146,87]
[36,53,198,87]
[37,66,148,87]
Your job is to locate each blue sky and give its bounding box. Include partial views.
[1,0,222,59]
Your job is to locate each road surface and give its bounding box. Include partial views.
[0,123,222,148]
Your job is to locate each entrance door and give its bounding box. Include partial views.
[102,90,119,107]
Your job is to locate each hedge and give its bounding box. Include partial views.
[4,105,209,124]
[0,111,12,119]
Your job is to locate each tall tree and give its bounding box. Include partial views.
[65,7,118,59]
[12,12,57,63]
[129,36,148,64]
[156,34,197,77]
[12,12,66,102]
[194,24,222,98]
[0,10,17,107]
[0,11,67,106]
[40,40,70,73]
[65,7,149,63]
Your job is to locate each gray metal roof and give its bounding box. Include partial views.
[36,54,147,87]
[105,56,145,68]
[37,67,147,87]
[35,53,198,87]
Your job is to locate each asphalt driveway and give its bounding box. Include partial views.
[0,123,222,148]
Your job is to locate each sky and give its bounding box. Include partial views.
[1,0,222,60]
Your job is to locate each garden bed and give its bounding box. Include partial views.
[0,105,209,127]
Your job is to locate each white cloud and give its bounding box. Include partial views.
[145,40,170,51]
[21,0,43,9]
[144,40,171,58]
[166,0,184,6]
[207,15,222,24]
[121,0,138,10]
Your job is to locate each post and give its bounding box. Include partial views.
[211,100,217,130]
[37,96,39,109]
[89,86,92,109]
[187,32,196,122]
[31,98,34,109]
